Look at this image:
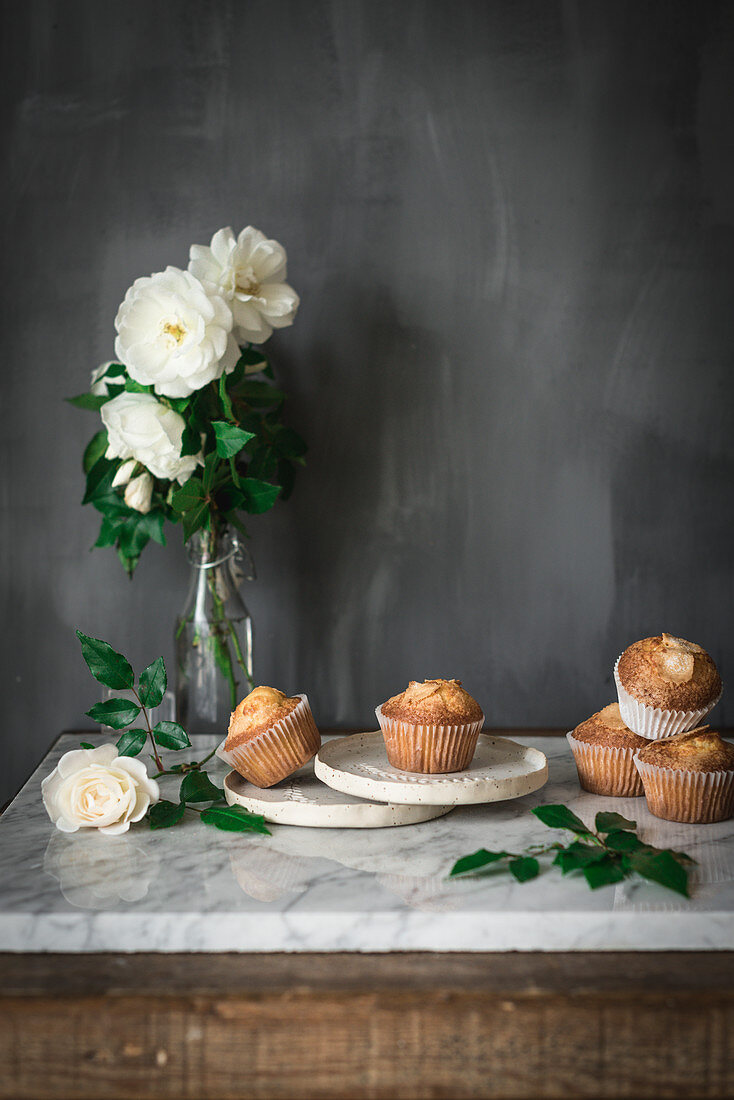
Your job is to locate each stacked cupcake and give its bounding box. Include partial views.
[569,634,734,823]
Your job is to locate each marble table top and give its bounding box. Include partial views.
[1,733,733,953]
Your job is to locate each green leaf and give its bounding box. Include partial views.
[236,347,269,374]
[212,420,256,459]
[139,510,166,546]
[115,728,147,757]
[165,397,190,415]
[152,721,191,750]
[595,812,637,834]
[171,477,205,514]
[553,842,608,874]
[233,378,285,406]
[76,630,134,690]
[200,804,271,834]
[66,393,110,411]
[449,849,508,876]
[509,856,540,883]
[83,430,109,474]
[532,804,591,836]
[583,855,626,890]
[85,698,141,729]
[182,500,209,542]
[138,656,167,708]
[272,426,307,460]
[219,371,235,420]
[239,477,281,514]
[79,742,95,749]
[82,458,116,506]
[123,378,154,394]
[604,830,645,853]
[629,848,690,898]
[149,800,186,829]
[94,517,119,548]
[179,769,223,804]
[202,450,220,493]
[246,444,278,481]
[180,422,202,458]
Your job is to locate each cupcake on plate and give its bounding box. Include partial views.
[634,727,734,824]
[376,679,484,774]
[567,703,647,797]
[614,634,722,740]
[217,686,320,788]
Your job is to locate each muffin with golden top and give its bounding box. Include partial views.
[634,727,734,823]
[219,686,320,788]
[376,679,484,773]
[567,703,648,797]
[614,634,722,739]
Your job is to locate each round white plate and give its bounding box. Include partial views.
[222,761,454,828]
[314,732,548,806]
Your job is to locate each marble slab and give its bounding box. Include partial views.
[1,733,733,953]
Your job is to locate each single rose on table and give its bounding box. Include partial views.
[42,744,160,836]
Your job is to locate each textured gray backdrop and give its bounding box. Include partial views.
[2,0,733,803]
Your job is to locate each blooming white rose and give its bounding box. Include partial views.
[101,392,202,484]
[124,472,153,514]
[189,226,299,346]
[41,744,160,836]
[114,266,239,397]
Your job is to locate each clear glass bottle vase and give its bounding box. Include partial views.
[175,528,255,734]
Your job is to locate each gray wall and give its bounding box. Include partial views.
[2,0,733,803]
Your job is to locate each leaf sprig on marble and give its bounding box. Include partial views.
[449,805,694,897]
[77,629,269,836]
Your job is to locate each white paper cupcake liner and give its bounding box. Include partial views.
[614,655,721,740]
[375,705,483,774]
[566,732,643,797]
[633,756,734,823]
[215,694,320,788]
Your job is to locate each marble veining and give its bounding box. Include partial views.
[1,734,734,952]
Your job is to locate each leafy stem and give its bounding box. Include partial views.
[131,685,164,772]
[450,805,696,897]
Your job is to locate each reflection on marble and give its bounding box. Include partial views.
[44,833,159,910]
[1,734,733,952]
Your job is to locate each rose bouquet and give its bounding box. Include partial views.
[70,226,306,577]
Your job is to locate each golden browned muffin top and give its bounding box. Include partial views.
[617,634,721,710]
[380,679,483,725]
[226,686,300,748]
[571,702,648,749]
[636,727,734,773]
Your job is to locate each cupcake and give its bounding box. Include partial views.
[567,703,647,796]
[614,634,722,740]
[635,727,734,823]
[218,686,320,788]
[376,679,484,773]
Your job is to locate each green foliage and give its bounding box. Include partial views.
[152,721,191,750]
[200,804,271,834]
[76,630,134,690]
[450,804,695,897]
[85,698,141,728]
[138,657,166,709]
[115,729,147,757]
[179,770,223,803]
[149,801,186,829]
[74,346,306,575]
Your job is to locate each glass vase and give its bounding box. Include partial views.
[175,528,254,735]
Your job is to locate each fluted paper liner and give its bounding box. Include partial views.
[375,704,483,774]
[614,655,721,740]
[566,732,643,797]
[634,756,734,823]
[215,694,320,788]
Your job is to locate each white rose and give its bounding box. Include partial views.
[101,392,202,484]
[124,472,153,514]
[189,226,299,346]
[44,833,160,909]
[41,744,160,836]
[114,266,239,397]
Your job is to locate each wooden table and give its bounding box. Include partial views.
[2,729,733,1099]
